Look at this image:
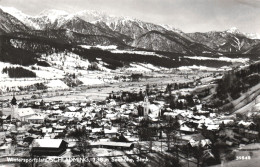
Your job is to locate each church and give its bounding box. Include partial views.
[138,89,162,118]
[10,94,35,121]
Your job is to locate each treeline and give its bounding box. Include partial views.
[0,38,39,66]
[73,47,232,69]
[0,35,52,66]
[2,67,36,78]
[1,34,233,70]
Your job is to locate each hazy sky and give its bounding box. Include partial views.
[0,0,259,33]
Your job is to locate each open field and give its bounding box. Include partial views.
[0,72,211,102]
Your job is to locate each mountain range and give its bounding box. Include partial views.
[0,6,260,55]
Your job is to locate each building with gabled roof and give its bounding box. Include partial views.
[30,139,68,156]
[16,108,35,121]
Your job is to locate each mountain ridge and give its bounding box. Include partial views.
[0,6,260,55]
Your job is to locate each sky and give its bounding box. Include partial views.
[0,0,259,34]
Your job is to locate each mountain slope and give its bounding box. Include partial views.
[96,19,167,39]
[1,6,260,55]
[244,43,260,54]
[187,30,260,53]
[10,30,130,48]
[132,30,216,55]
[0,8,30,33]
[74,10,168,39]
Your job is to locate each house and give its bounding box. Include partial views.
[180,124,196,134]
[62,112,76,119]
[0,132,6,141]
[0,143,11,155]
[244,130,259,141]
[104,127,118,138]
[26,114,46,124]
[30,139,68,156]
[238,121,256,135]
[65,106,79,112]
[16,108,35,121]
[41,127,53,133]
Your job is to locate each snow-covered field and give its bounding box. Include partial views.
[46,79,69,89]
[124,63,163,73]
[0,62,46,92]
[78,77,104,86]
[41,52,90,71]
[178,65,230,72]
[80,45,118,50]
[184,56,249,63]
[0,79,44,92]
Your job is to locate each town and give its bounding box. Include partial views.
[0,71,259,167]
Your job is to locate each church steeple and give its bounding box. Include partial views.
[11,93,17,106]
[145,84,149,96]
[143,91,150,118]
[10,92,18,122]
[144,91,149,102]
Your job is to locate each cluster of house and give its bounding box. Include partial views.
[0,83,259,160]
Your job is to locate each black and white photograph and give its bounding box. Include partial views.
[0,0,260,166]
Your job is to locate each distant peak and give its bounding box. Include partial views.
[74,9,137,22]
[226,27,240,34]
[0,5,29,16]
[38,9,69,16]
[161,24,183,33]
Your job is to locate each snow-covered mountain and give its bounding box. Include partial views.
[0,6,170,39]
[0,5,260,55]
[0,8,29,33]
[74,10,169,39]
[244,33,260,40]
[226,27,241,34]
[27,9,71,30]
[187,27,260,53]
[226,27,260,40]
[0,7,72,30]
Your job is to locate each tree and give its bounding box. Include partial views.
[177,101,184,109]
[68,126,91,166]
[139,118,152,141]
[166,84,172,96]
[165,117,180,153]
[138,118,155,152]
[163,155,181,167]
[170,99,176,109]
[193,141,204,167]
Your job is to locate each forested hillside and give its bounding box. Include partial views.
[210,62,260,110]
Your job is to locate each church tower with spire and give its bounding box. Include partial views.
[143,91,150,118]
[10,93,18,120]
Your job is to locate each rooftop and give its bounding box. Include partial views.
[31,139,65,148]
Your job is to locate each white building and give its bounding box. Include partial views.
[143,95,150,118]
[16,108,35,121]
